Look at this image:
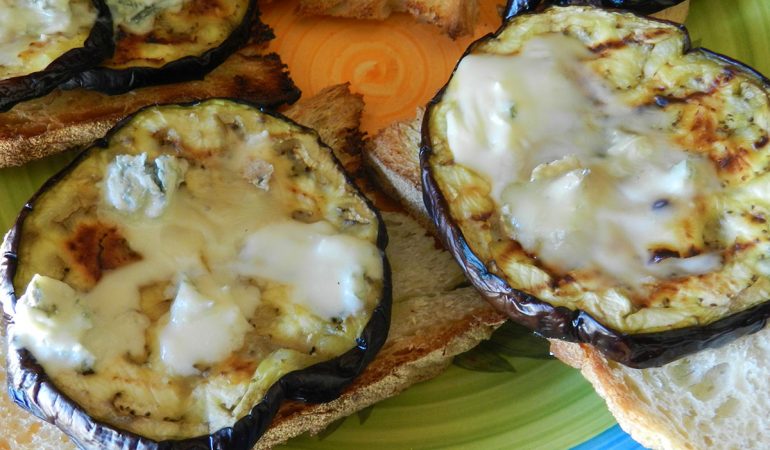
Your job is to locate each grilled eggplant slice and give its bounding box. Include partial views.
[63,0,260,93]
[422,5,770,368]
[0,0,113,111]
[503,0,688,18]
[1,99,390,448]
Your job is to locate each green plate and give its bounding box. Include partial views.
[279,2,770,447]
[1,1,768,448]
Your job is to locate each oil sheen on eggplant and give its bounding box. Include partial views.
[1,99,390,448]
[0,0,113,111]
[503,0,688,18]
[62,0,261,94]
[421,6,770,368]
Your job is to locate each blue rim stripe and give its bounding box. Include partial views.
[571,425,648,450]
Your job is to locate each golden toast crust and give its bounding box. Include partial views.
[0,51,299,168]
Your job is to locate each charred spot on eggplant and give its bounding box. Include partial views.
[0,99,390,448]
[421,6,770,368]
[0,0,113,111]
[503,0,688,18]
[62,0,263,94]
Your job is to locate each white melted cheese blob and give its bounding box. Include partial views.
[108,0,187,35]
[12,274,94,372]
[444,34,723,286]
[236,221,383,319]
[0,0,95,68]
[159,277,252,376]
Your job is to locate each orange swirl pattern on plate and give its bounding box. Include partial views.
[261,0,505,134]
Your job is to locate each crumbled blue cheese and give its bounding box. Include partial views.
[108,0,186,35]
[104,153,188,218]
[12,274,94,372]
[158,277,251,376]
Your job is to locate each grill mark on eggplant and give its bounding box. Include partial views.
[650,69,736,108]
[589,38,632,53]
[65,221,142,285]
[588,28,669,54]
[549,273,576,290]
[749,212,767,224]
[713,148,750,174]
[729,240,757,256]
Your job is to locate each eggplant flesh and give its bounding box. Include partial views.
[62,0,261,94]
[0,0,113,112]
[422,6,770,368]
[1,99,390,448]
[503,0,687,18]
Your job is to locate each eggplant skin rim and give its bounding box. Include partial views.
[0,0,114,112]
[419,6,770,369]
[61,0,264,95]
[0,98,392,449]
[503,0,689,18]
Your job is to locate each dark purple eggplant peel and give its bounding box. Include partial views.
[0,0,113,112]
[421,5,770,368]
[62,0,262,94]
[1,99,390,449]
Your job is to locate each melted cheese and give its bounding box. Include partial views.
[159,277,252,376]
[108,0,187,35]
[236,221,382,319]
[12,274,94,372]
[0,0,95,75]
[444,34,723,287]
[105,153,188,218]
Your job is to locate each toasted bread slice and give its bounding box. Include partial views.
[282,83,365,175]
[293,0,479,38]
[364,109,432,230]
[551,335,770,450]
[0,48,300,169]
[0,84,504,449]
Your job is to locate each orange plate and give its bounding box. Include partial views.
[261,0,505,135]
